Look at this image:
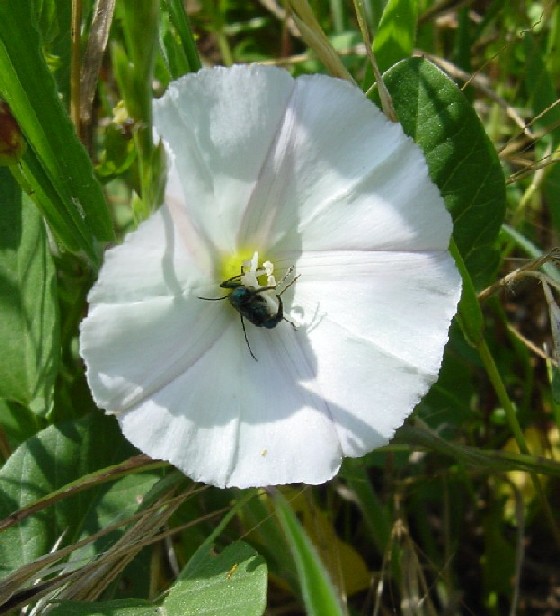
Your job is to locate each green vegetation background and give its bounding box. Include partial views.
[0,0,559,614]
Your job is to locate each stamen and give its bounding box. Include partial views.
[240,251,278,289]
[242,251,259,273]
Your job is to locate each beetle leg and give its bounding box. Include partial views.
[240,315,257,361]
[278,273,301,296]
[277,273,300,329]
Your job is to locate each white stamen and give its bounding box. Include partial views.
[242,272,259,288]
[240,251,278,289]
[242,251,259,273]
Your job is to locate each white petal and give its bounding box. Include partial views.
[153,65,295,253]
[117,322,342,488]
[80,295,231,411]
[285,249,462,456]
[290,249,461,373]
[237,73,451,252]
[81,203,230,411]
[87,204,215,303]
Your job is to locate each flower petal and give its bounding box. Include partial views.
[237,73,451,252]
[117,322,343,488]
[87,203,214,303]
[80,204,231,410]
[290,249,461,373]
[153,65,295,253]
[81,295,231,411]
[286,249,462,456]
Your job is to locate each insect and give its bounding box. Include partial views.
[199,266,298,360]
[226,563,239,580]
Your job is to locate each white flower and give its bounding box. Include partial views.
[80,65,462,488]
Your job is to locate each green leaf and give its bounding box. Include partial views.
[165,541,267,616]
[67,473,162,570]
[0,0,114,261]
[0,168,58,408]
[381,57,506,288]
[415,328,477,433]
[162,0,202,78]
[49,542,266,616]
[449,238,484,347]
[373,0,417,73]
[0,399,44,448]
[238,493,297,589]
[542,283,560,405]
[96,124,137,178]
[0,413,139,577]
[547,3,560,78]
[272,490,345,616]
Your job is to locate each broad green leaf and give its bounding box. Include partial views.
[273,491,345,616]
[381,57,506,288]
[66,472,161,569]
[0,0,114,261]
[180,492,251,579]
[0,168,58,408]
[165,541,267,616]
[0,399,44,448]
[0,413,139,577]
[49,542,266,616]
[373,0,417,73]
[450,239,484,347]
[415,328,478,435]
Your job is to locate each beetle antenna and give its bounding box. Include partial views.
[198,295,228,301]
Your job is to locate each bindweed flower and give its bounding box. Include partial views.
[80,65,462,488]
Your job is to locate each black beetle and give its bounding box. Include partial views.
[199,268,297,360]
